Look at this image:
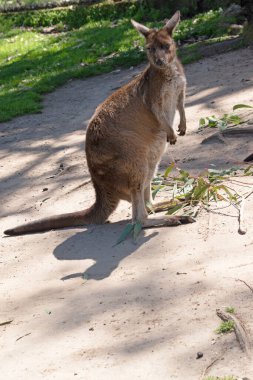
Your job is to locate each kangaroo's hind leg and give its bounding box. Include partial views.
[133,183,194,228]
[144,183,181,214]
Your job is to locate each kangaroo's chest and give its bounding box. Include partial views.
[147,131,167,179]
[161,74,186,109]
[151,73,185,128]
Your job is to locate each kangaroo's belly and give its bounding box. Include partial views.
[147,131,167,180]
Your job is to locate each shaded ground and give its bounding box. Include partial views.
[1,47,253,379]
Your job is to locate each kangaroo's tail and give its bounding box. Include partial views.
[4,186,119,236]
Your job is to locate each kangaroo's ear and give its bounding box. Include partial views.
[164,10,180,35]
[131,20,151,38]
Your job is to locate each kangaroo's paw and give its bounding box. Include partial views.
[177,122,186,136]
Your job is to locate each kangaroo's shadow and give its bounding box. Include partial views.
[53,220,158,281]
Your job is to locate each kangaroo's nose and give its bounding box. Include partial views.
[156,58,163,66]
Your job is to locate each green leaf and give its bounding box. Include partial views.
[115,223,134,245]
[207,116,217,122]
[152,185,165,200]
[207,116,218,127]
[228,115,241,124]
[233,104,253,111]
[152,177,163,185]
[219,184,234,200]
[146,201,155,214]
[199,117,206,127]
[181,178,195,194]
[166,204,183,215]
[164,162,175,178]
[179,169,190,182]
[244,165,253,175]
[192,178,209,200]
[133,221,142,243]
[208,168,223,174]
[217,120,228,131]
[210,190,218,202]
[172,182,178,198]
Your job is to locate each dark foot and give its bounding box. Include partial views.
[177,123,186,136]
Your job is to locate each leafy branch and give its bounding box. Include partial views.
[116,163,253,245]
[151,163,253,231]
[198,103,253,132]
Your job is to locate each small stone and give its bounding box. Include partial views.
[196,351,203,359]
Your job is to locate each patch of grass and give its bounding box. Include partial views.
[0,20,147,121]
[0,0,56,6]
[174,9,236,42]
[178,47,202,64]
[225,306,235,314]
[0,5,240,122]
[216,320,234,334]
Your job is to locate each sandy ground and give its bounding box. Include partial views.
[1,47,253,380]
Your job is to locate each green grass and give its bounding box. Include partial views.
[0,4,240,122]
[225,306,235,314]
[216,320,234,334]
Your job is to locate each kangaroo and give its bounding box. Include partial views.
[4,11,194,236]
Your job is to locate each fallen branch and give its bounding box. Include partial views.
[216,309,251,357]
[201,127,253,144]
[235,278,253,294]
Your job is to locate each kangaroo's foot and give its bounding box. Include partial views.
[142,215,195,228]
[167,132,177,145]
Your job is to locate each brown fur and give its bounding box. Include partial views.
[4,11,194,236]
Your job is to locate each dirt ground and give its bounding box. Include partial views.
[1,47,253,380]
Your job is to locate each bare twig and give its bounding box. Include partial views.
[245,189,253,200]
[230,179,253,187]
[0,320,13,327]
[66,179,92,194]
[235,278,253,294]
[216,309,251,357]
[238,198,247,234]
[201,126,253,144]
[200,349,227,380]
[16,332,31,341]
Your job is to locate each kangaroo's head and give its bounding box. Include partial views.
[131,11,180,70]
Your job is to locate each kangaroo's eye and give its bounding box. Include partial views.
[162,44,170,51]
[146,46,155,52]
